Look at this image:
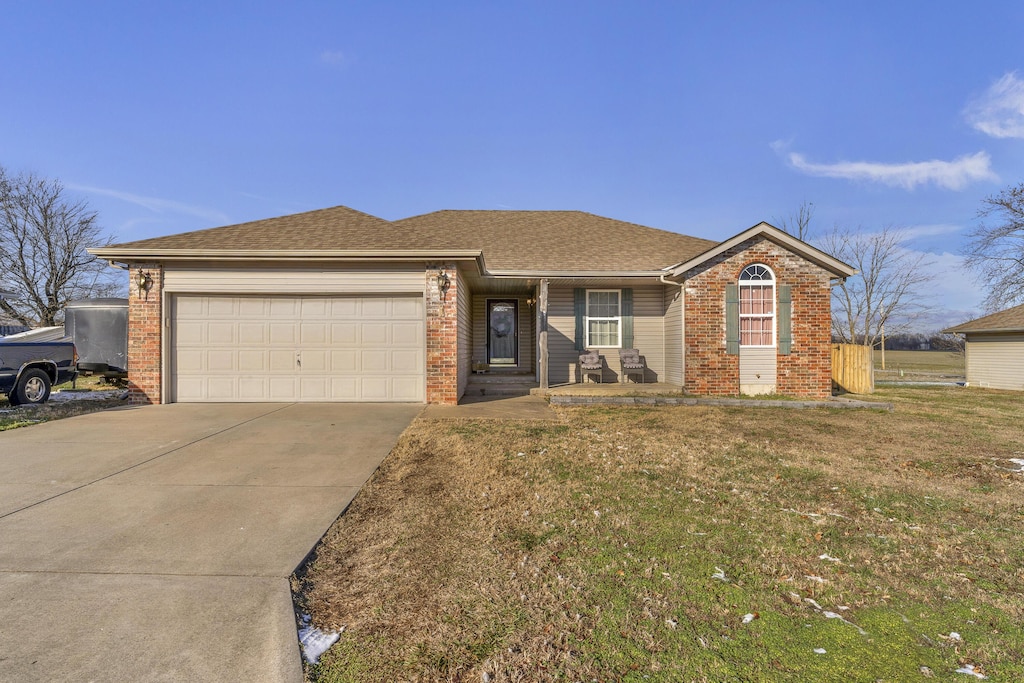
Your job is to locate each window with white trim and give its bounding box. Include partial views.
[739,264,774,347]
[586,289,621,348]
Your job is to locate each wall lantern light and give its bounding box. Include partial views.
[436,271,451,301]
[135,268,153,298]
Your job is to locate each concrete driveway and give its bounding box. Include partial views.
[0,402,420,682]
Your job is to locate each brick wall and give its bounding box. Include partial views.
[126,264,163,404]
[426,263,460,405]
[682,237,834,398]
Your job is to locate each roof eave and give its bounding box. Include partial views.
[485,269,669,278]
[666,222,857,279]
[89,248,485,262]
[942,326,1024,335]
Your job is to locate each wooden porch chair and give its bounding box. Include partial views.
[619,348,646,383]
[578,349,603,383]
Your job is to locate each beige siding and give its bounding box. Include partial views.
[664,285,683,385]
[457,273,472,398]
[472,296,534,370]
[163,265,425,294]
[739,347,776,394]
[965,333,1024,390]
[547,285,666,384]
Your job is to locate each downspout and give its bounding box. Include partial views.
[660,272,686,389]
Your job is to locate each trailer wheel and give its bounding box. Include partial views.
[14,369,51,405]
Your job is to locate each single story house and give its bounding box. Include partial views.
[89,206,856,405]
[944,303,1024,391]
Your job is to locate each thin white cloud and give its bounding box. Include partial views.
[894,223,964,241]
[965,72,1024,139]
[320,50,348,68]
[67,184,230,224]
[786,151,997,190]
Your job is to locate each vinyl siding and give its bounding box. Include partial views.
[547,285,666,384]
[162,264,425,294]
[965,333,1024,390]
[457,273,472,399]
[739,347,777,394]
[472,296,534,370]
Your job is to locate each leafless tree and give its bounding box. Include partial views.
[963,182,1024,311]
[0,166,121,327]
[819,225,936,347]
[774,200,815,241]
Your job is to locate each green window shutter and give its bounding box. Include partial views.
[574,288,585,351]
[777,285,792,355]
[621,288,633,348]
[725,285,739,355]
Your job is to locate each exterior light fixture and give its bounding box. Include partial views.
[436,271,451,300]
[135,268,153,298]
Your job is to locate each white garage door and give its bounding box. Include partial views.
[171,295,425,402]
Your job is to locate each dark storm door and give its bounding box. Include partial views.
[487,299,518,366]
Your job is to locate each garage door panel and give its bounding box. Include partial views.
[207,349,236,370]
[238,324,265,344]
[361,323,388,345]
[207,298,236,316]
[391,350,421,373]
[269,324,296,344]
[268,350,295,371]
[173,295,424,402]
[361,350,388,372]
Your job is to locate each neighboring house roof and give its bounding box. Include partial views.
[944,302,1024,334]
[667,222,857,279]
[90,206,718,274]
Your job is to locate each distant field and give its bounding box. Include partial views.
[873,350,964,376]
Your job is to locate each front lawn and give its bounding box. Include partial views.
[298,386,1024,682]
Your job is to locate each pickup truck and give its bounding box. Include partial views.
[0,339,77,405]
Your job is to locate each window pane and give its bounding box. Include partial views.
[588,319,619,347]
[588,291,619,317]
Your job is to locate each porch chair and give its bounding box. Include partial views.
[619,348,646,383]
[578,349,603,383]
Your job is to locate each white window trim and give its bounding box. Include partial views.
[585,288,622,349]
[739,265,776,349]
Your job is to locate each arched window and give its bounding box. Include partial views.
[739,264,775,347]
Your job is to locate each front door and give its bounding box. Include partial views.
[487,299,518,366]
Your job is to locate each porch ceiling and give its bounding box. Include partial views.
[460,271,669,295]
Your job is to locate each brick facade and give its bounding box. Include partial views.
[126,264,163,404]
[425,263,460,405]
[682,236,834,398]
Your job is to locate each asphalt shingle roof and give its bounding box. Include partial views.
[103,206,718,273]
[944,302,1024,334]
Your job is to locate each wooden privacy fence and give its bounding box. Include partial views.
[832,343,874,394]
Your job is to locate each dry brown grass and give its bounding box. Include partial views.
[298,386,1024,682]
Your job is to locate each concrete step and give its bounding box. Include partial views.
[465,374,538,397]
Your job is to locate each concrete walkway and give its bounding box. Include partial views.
[420,393,557,420]
[0,402,420,682]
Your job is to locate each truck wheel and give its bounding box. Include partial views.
[14,369,51,405]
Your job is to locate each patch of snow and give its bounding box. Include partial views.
[823,611,867,635]
[711,567,728,582]
[954,664,987,679]
[665,618,678,629]
[818,554,842,563]
[813,648,827,654]
[948,631,963,642]
[742,613,755,624]
[804,575,827,583]
[297,613,342,665]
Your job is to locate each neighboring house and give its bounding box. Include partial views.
[89,206,856,405]
[944,303,1024,391]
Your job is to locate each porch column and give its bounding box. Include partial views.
[127,263,163,405]
[538,278,549,389]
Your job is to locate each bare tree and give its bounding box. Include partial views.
[819,225,936,347]
[0,166,121,327]
[774,200,815,241]
[963,182,1024,311]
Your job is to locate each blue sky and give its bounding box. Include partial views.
[2,1,1023,328]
